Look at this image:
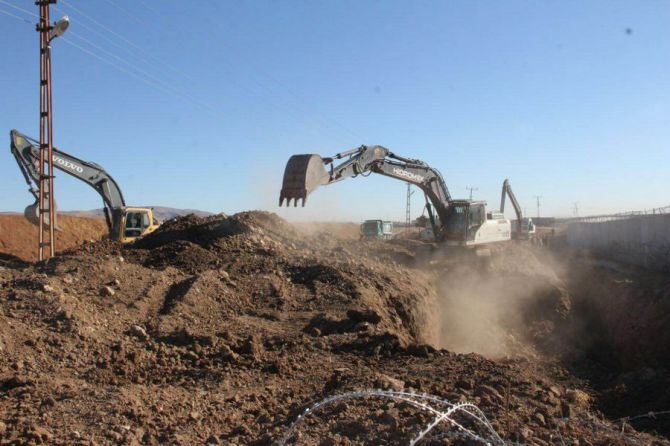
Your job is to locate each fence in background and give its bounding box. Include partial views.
[567,207,670,271]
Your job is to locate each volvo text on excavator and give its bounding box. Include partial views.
[279,145,513,247]
[10,129,159,243]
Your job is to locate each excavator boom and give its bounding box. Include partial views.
[280,145,451,207]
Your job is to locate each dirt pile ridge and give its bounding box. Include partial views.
[1,211,669,445]
[0,214,107,262]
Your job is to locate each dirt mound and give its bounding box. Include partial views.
[0,214,107,261]
[0,211,668,445]
[134,211,299,250]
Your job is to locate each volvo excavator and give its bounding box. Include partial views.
[10,129,159,243]
[279,145,513,246]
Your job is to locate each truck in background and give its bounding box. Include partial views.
[360,219,394,240]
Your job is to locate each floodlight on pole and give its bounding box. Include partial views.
[49,15,69,40]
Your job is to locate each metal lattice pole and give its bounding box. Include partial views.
[37,0,57,261]
[533,195,542,220]
[405,182,413,233]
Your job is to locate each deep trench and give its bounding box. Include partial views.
[558,261,670,439]
[430,248,670,439]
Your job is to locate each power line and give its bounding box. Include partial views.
[61,31,217,111]
[99,0,147,26]
[64,1,364,143]
[53,3,196,85]
[6,0,364,144]
[40,1,220,110]
[59,36,215,112]
[53,2,333,133]
[0,0,39,18]
[3,1,246,117]
[0,6,31,23]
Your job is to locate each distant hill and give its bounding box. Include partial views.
[60,206,214,221]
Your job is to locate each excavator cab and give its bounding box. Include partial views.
[123,211,148,238]
[443,200,510,246]
[119,208,160,243]
[443,200,485,243]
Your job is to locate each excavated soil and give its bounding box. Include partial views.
[1,211,669,445]
[0,215,107,262]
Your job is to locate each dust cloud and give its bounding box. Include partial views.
[429,248,567,359]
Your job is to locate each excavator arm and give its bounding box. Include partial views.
[10,129,127,237]
[500,178,535,239]
[279,145,453,239]
[500,179,522,223]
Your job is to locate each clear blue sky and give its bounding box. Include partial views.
[0,1,668,222]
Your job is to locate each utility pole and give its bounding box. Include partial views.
[572,201,579,217]
[466,186,478,200]
[405,183,414,233]
[533,195,542,219]
[36,1,68,261]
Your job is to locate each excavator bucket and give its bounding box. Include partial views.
[279,154,329,206]
[24,200,61,231]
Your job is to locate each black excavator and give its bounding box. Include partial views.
[279,145,513,246]
[10,129,160,243]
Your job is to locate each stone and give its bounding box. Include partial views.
[566,389,590,407]
[129,325,149,341]
[347,308,382,324]
[548,385,562,397]
[475,384,505,403]
[100,286,115,297]
[375,373,405,391]
[30,426,53,443]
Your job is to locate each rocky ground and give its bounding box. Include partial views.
[1,211,669,445]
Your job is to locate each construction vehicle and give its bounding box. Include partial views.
[10,129,160,243]
[279,145,512,246]
[360,219,394,239]
[500,179,536,240]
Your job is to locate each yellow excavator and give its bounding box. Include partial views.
[10,129,159,243]
[279,145,516,246]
